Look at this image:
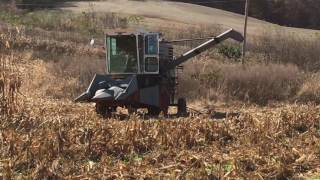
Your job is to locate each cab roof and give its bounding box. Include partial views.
[106,30,160,36]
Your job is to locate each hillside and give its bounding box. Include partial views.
[63,0,319,37]
[171,0,320,30]
[12,0,320,29]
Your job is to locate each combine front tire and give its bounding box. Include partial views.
[128,107,137,115]
[95,103,112,118]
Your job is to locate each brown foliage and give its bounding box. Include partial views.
[0,95,319,178]
[250,29,320,72]
[0,55,22,117]
[180,61,302,104]
[297,74,320,104]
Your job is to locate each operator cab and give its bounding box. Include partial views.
[105,32,160,75]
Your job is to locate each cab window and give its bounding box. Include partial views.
[145,34,158,55]
[107,35,138,73]
[144,34,159,73]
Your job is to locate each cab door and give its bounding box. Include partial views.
[144,33,159,74]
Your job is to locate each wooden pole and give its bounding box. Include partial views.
[242,0,250,64]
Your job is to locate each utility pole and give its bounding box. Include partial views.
[242,0,250,64]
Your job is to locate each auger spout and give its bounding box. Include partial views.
[167,29,244,69]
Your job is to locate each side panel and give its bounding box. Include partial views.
[139,86,159,107]
[159,86,170,112]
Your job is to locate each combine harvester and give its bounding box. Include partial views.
[75,29,244,117]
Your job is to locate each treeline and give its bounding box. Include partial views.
[172,0,320,30]
[1,0,93,9]
[3,0,320,29]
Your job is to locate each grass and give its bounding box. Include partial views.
[297,74,320,104]
[0,9,130,36]
[0,54,22,117]
[249,29,320,71]
[180,61,303,104]
[43,55,105,99]
[311,175,320,180]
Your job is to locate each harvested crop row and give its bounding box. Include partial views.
[1,93,319,178]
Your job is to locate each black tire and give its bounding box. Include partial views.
[147,106,161,116]
[127,107,137,115]
[96,103,106,115]
[95,103,112,118]
[177,98,187,117]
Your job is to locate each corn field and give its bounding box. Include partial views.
[0,89,320,178]
[0,18,319,180]
[0,33,319,180]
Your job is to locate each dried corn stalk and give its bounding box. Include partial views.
[0,55,21,116]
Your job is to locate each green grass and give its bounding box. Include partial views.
[0,9,130,36]
[311,176,320,180]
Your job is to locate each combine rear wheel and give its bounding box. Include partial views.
[177,98,187,117]
[148,106,161,116]
[127,107,137,115]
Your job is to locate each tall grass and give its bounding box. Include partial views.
[249,28,320,71]
[180,61,302,104]
[0,25,106,62]
[0,54,22,117]
[297,73,320,103]
[0,9,130,36]
[44,56,105,99]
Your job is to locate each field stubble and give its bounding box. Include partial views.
[0,54,319,179]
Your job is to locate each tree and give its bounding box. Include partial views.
[250,0,269,20]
